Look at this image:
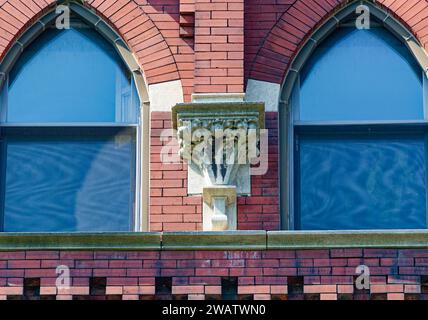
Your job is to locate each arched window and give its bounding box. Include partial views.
[0,14,142,232]
[287,17,428,230]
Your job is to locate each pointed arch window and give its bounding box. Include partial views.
[0,14,142,232]
[287,19,428,230]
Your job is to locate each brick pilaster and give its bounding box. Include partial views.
[194,0,244,94]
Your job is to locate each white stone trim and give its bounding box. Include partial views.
[246,79,280,112]
[148,80,184,111]
[192,93,245,103]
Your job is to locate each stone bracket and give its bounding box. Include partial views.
[172,102,265,187]
[172,102,265,231]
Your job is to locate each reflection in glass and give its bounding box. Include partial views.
[298,134,427,230]
[5,25,139,123]
[1,128,135,232]
[299,28,423,121]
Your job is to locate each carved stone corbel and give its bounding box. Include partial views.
[172,103,265,231]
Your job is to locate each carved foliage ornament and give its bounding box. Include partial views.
[173,103,265,187]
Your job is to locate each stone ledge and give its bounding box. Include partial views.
[0,230,428,250]
[161,231,267,250]
[268,230,428,249]
[0,232,162,251]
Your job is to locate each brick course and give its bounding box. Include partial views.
[0,248,425,300]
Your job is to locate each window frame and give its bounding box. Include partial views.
[279,2,428,231]
[0,3,150,232]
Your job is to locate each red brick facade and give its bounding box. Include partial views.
[0,248,427,300]
[194,0,244,93]
[1,0,428,300]
[150,111,203,232]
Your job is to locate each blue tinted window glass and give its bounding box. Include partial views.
[298,134,427,230]
[299,28,423,121]
[6,25,139,123]
[1,128,135,232]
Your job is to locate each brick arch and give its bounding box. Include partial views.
[248,0,428,85]
[0,0,180,85]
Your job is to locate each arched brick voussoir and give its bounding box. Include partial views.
[0,0,180,85]
[0,0,55,58]
[248,0,428,85]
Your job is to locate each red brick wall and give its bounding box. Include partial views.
[194,0,244,94]
[138,0,195,101]
[238,112,280,231]
[0,248,426,300]
[150,112,203,232]
[244,0,294,86]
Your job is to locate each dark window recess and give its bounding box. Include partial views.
[74,295,106,301]
[90,277,106,296]
[155,277,172,300]
[304,293,320,300]
[287,276,304,295]
[155,277,172,295]
[24,278,40,300]
[370,293,387,300]
[353,292,370,300]
[221,277,238,300]
[405,294,420,300]
[421,276,428,294]
[338,293,353,300]
[271,294,287,300]
[353,275,369,294]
